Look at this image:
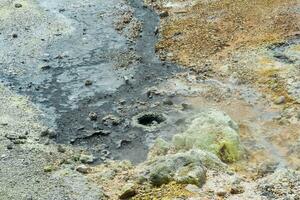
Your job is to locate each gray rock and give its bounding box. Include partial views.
[141,149,224,187]
[174,165,206,186]
[40,128,57,138]
[57,145,66,153]
[85,80,93,86]
[159,11,169,18]
[80,154,95,164]
[274,96,286,105]
[102,115,121,126]
[76,165,91,174]
[119,183,136,199]
[15,3,23,8]
[5,133,18,140]
[89,112,98,121]
[6,143,14,150]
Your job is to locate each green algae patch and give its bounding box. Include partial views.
[172,109,243,163]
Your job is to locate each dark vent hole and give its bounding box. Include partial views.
[137,113,166,126]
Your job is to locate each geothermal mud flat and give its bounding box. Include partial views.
[0,0,300,199]
[0,0,184,163]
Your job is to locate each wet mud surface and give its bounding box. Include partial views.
[0,0,183,163]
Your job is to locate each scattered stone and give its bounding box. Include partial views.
[6,143,13,150]
[140,149,224,187]
[59,8,66,13]
[18,135,27,140]
[92,130,111,136]
[216,191,227,197]
[41,65,51,70]
[57,145,66,153]
[119,99,126,105]
[274,96,286,105]
[163,98,174,105]
[44,139,50,145]
[124,76,130,84]
[13,139,26,144]
[43,165,54,173]
[102,115,121,126]
[146,87,160,98]
[76,164,91,174]
[100,156,107,161]
[85,80,93,86]
[12,33,18,38]
[89,112,98,121]
[154,26,159,35]
[119,183,136,199]
[5,133,18,140]
[159,11,169,18]
[181,103,192,110]
[175,165,206,186]
[77,126,85,131]
[101,149,110,157]
[48,130,57,139]
[230,185,245,194]
[40,128,57,138]
[14,3,22,8]
[80,154,95,164]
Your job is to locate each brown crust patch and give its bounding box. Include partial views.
[154,0,300,67]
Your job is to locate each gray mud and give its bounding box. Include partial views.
[0,0,182,163]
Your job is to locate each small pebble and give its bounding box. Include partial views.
[216,191,227,197]
[230,185,245,194]
[163,97,174,105]
[15,3,22,8]
[57,145,66,153]
[80,154,95,164]
[89,112,98,121]
[7,143,13,150]
[159,11,169,18]
[274,96,286,105]
[43,165,53,172]
[76,164,90,174]
[85,80,93,86]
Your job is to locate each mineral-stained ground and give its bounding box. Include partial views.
[0,0,299,199]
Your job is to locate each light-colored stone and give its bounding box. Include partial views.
[172,109,243,163]
[119,183,136,199]
[80,154,95,164]
[76,165,91,174]
[140,149,225,186]
[274,96,286,105]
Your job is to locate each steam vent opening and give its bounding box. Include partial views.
[137,113,166,126]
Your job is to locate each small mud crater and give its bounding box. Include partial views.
[137,112,166,126]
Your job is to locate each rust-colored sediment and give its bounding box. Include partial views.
[155,0,300,67]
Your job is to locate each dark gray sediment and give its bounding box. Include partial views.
[0,0,182,163]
